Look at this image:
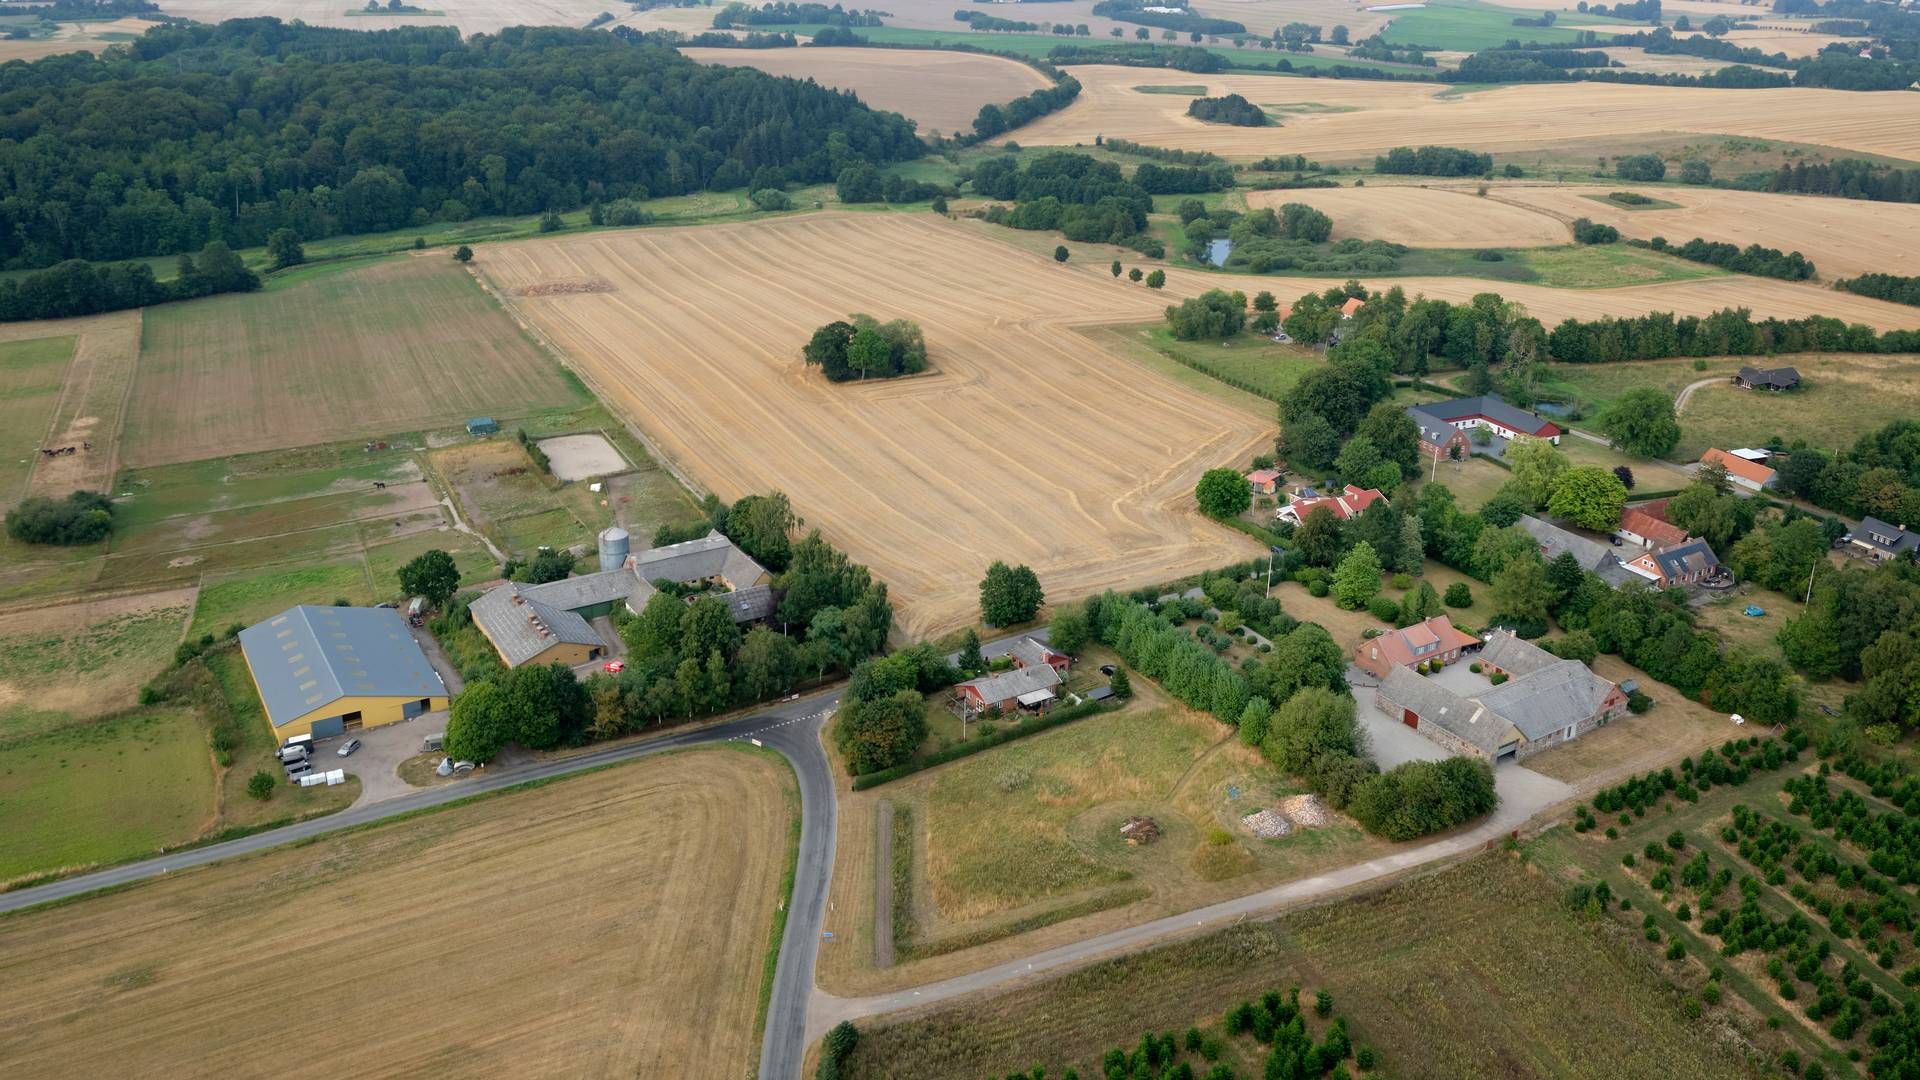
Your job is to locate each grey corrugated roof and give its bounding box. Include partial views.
[1409,395,1556,436]
[239,606,446,728]
[959,664,1061,703]
[1379,666,1514,756]
[1478,631,1558,678]
[1475,659,1615,741]
[633,530,768,589]
[724,584,777,622]
[516,567,636,611]
[1737,366,1800,388]
[1518,515,1617,573]
[470,583,606,667]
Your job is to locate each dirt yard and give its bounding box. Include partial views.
[0,748,795,1079]
[479,212,1273,638]
[1488,184,1920,281]
[1011,64,1920,163]
[1246,185,1570,248]
[125,257,587,467]
[537,432,629,481]
[680,46,1052,136]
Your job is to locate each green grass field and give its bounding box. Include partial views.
[0,604,188,745]
[1381,0,1644,51]
[0,334,76,504]
[843,854,1758,1080]
[202,648,359,829]
[1135,325,1325,402]
[0,709,214,883]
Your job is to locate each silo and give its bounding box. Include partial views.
[597,526,631,572]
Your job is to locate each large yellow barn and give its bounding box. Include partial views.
[238,605,449,741]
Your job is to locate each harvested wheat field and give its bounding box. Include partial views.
[1490,184,1920,280]
[1246,185,1570,247]
[1722,27,1863,58]
[1012,65,1920,162]
[1595,46,1791,75]
[680,47,1051,135]
[480,213,1271,638]
[151,0,611,33]
[125,257,587,467]
[0,18,163,61]
[0,749,794,1079]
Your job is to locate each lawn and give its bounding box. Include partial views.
[842,854,1760,1080]
[187,561,375,639]
[0,596,190,744]
[0,334,75,504]
[1381,0,1644,51]
[202,648,359,829]
[1408,454,1512,511]
[1133,324,1324,403]
[1672,356,1920,460]
[126,255,590,466]
[1518,243,1726,289]
[0,709,213,884]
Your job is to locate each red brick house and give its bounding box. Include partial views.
[1353,615,1481,679]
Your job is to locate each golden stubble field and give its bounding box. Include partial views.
[679,47,1052,136]
[149,0,608,33]
[1489,184,1920,280]
[1246,185,1572,247]
[1011,64,1920,162]
[0,750,794,1079]
[481,212,1274,638]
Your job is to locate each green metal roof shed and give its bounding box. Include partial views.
[466,417,499,435]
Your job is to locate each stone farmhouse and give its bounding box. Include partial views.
[1378,631,1627,763]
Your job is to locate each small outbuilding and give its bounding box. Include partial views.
[1734,366,1800,392]
[466,416,500,436]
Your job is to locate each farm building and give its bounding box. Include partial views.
[1616,504,1689,550]
[1006,635,1073,675]
[466,416,500,436]
[238,605,449,740]
[1377,631,1626,763]
[1734,366,1800,391]
[1406,395,1561,448]
[1517,515,1636,586]
[1700,448,1777,492]
[1246,468,1282,496]
[953,664,1062,720]
[1623,538,1725,588]
[1850,517,1920,562]
[1278,484,1385,525]
[1339,296,1365,319]
[1353,615,1480,680]
[471,530,774,668]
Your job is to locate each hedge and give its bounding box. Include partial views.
[850,700,1114,789]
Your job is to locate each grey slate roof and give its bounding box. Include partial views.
[633,531,767,590]
[239,606,446,728]
[1518,515,1617,573]
[469,583,606,667]
[1405,404,1464,446]
[516,567,637,612]
[1652,539,1720,580]
[959,663,1062,704]
[1474,659,1616,741]
[1009,636,1063,668]
[1478,630,1558,678]
[1857,517,1920,556]
[1737,366,1800,389]
[1408,395,1557,437]
[1379,666,1516,756]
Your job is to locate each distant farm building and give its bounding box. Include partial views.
[1278,483,1385,525]
[466,416,500,436]
[471,530,773,668]
[1377,631,1626,763]
[1406,395,1561,450]
[1734,366,1800,392]
[1246,468,1282,496]
[1700,448,1777,492]
[238,605,448,740]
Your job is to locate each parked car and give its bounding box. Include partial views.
[602,660,624,674]
[285,761,313,779]
[1100,664,1116,676]
[337,737,362,757]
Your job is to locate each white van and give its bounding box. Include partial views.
[285,760,313,779]
[284,734,315,754]
[277,746,310,765]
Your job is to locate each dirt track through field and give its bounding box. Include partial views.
[25,308,141,499]
[680,47,1051,136]
[1011,64,1920,162]
[1246,186,1570,247]
[0,750,792,1079]
[1488,184,1920,280]
[480,213,1272,638]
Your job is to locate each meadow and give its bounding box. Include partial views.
[0,750,795,1078]
[0,589,192,743]
[0,334,76,504]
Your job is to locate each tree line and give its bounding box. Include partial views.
[712,2,884,27]
[1751,159,1920,204]
[0,21,923,270]
[1835,273,1920,308]
[1373,146,1492,177]
[967,76,1083,142]
[0,239,258,322]
[1091,0,1246,36]
[1638,236,1815,280]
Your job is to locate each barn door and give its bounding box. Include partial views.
[1402,708,1418,729]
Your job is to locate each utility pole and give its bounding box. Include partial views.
[1805,560,1818,605]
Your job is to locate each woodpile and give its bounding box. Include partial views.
[1119,816,1161,845]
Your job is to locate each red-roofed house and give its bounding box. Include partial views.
[1353,615,1482,679]
[1246,468,1282,496]
[1617,505,1689,550]
[1340,296,1365,319]
[1278,484,1385,525]
[1701,448,1777,492]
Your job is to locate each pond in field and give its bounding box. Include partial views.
[1207,239,1233,267]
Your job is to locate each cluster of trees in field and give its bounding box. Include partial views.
[675,29,801,48]
[1346,36,1435,66]
[0,239,259,322]
[1179,202,1396,275]
[0,22,923,271]
[1571,217,1620,244]
[712,1,883,27]
[1639,236,1815,280]
[1017,987,1380,1080]
[1092,0,1246,36]
[4,490,115,545]
[1373,146,1493,177]
[1752,159,1920,204]
[803,315,929,380]
[1166,289,1249,342]
[1185,93,1268,126]
[1045,43,1231,72]
[1097,138,1227,168]
[969,76,1083,141]
[1132,161,1237,193]
[971,152,1159,250]
[979,561,1045,627]
[1836,273,1920,308]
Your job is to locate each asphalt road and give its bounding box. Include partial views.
[0,689,844,1080]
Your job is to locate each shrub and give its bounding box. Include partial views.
[1445,582,1472,608]
[1367,595,1400,622]
[5,490,114,545]
[246,770,277,801]
[1314,989,1334,1017]
[1489,671,1508,685]
[1390,572,1412,589]
[1054,244,1070,262]
[1469,661,1482,673]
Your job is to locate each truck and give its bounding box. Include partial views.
[421,733,445,752]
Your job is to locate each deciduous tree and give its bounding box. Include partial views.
[1547,465,1628,531]
[1598,387,1682,458]
[980,561,1044,627]
[398,548,460,608]
[1196,467,1253,518]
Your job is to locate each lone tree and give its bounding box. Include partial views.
[1195,467,1252,519]
[1054,245,1069,263]
[398,548,461,609]
[266,228,304,270]
[1110,259,1123,277]
[1109,666,1132,698]
[453,245,473,263]
[1129,267,1144,282]
[979,560,1044,627]
[1145,269,1166,289]
[247,770,277,801]
[1598,386,1681,458]
[1333,541,1383,610]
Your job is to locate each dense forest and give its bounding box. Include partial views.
[971,152,1156,249]
[0,21,924,268]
